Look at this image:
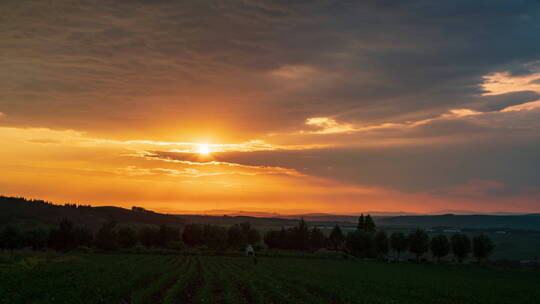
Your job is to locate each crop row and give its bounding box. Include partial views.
[2,253,540,304]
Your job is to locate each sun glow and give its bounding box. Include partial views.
[198,143,210,155]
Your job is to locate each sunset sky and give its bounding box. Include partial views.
[2,0,540,214]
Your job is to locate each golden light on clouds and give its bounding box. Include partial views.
[2,0,540,215]
[305,117,357,134]
[482,71,540,96]
[1,121,538,214]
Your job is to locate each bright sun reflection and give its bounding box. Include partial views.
[198,144,210,155]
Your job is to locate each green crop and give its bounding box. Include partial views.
[1,253,540,304]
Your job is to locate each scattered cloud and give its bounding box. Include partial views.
[304,117,357,134]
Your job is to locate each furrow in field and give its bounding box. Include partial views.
[175,257,204,304]
[119,255,179,303]
[209,258,246,304]
[225,257,333,304]
[203,258,225,304]
[131,256,189,304]
[256,258,344,304]
[217,257,261,304]
[223,257,301,304]
[161,256,197,304]
[191,257,216,303]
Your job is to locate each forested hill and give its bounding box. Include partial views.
[3,195,540,231]
[377,214,540,231]
[0,196,184,230]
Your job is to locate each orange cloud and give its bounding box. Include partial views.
[482,71,540,96]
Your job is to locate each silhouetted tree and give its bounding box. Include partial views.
[25,227,48,250]
[157,225,180,248]
[182,224,204,247]
[374,230,389,259]
[246,228,261,245]
[430,234,450,262]
[473,234,494,263]
[118,227,138,248]
[451,233,472,263]
[139,226,159,247]
[364,215,376,233]
[73,226,93,248]
[329,224,345,251]
[227,224,244,248]
[0,225,22,250]
[264,220,324,251]
[279,227,288,248]
[291,218,310,250]
[346,230,373,257]
[202,224,227,250]
[308,227,327,250]
[48,218,77,251]
[95,220,118,251]
[408,229,429,263]
[263,230,281,248]
[390,232,408,262]
[357,214,365,231]
[226,223,260,248]
[240,222,251,235]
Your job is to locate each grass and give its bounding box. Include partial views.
[1,252,540,304]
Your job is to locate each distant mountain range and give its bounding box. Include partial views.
[2,195,540,231]
[173,209,533,218]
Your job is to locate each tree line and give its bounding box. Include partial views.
[0,219,262,252]
[264,214,495,263]
[1,214,495,263]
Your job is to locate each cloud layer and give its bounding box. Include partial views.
[1,0,540,212]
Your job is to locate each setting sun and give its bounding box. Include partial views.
[198,143,210,155]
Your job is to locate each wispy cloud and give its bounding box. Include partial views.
[304,117,357,134]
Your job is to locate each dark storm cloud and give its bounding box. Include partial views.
[2,0,540,133]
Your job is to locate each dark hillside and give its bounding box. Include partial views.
[174,214,297,227]
[0,196,184,230]
[377,214,540,230]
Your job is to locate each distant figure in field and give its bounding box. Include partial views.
[245,244,257,264]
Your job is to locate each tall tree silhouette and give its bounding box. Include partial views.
[390,232,408,262]
[309,227,327,250]
[472,234,494,263]
[451,233,472,263]
[25,227,48,250]
[364,215,376,233]
[118,226,137,248]
[374,230,389,259]
[227,224,244,248]
[408,229,429,263]
[246,228,261,245]
[430,235,450,262]
[346,230,373,257]
[357,214,365,231]
[0,225,22,250]
[95,220,118,251]
[329,224,345,251]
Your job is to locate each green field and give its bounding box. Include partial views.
[1,253,540,304]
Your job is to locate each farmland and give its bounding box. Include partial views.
[1,252,540,304]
